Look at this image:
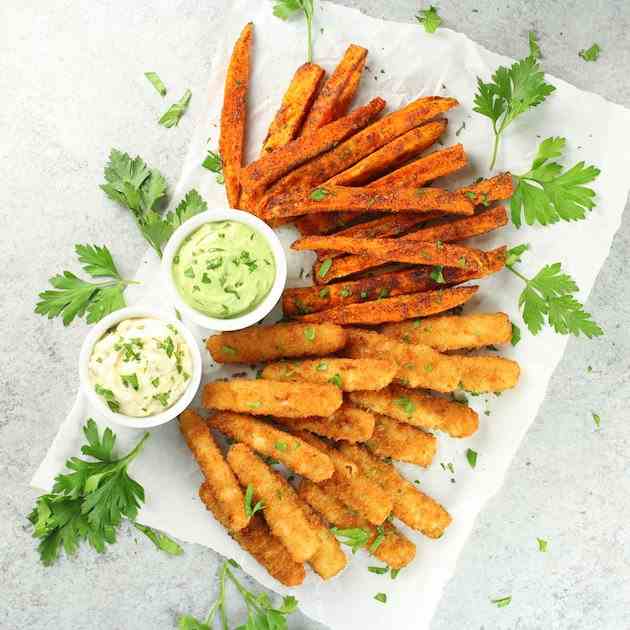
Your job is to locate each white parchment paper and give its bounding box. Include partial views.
[32,2,630,628]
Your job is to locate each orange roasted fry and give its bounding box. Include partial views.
[179,410,249,531]
[199,482,305,587]
[295,286,478,325]
[265,185,474,221]
[241,97,385,194]
[326,121,450,187]
[295,211,370,236]
[299,480,416,569]
[339,443,452,538]
[220,22,253,209]
[459,172,514,203]
[300,44,368,135]
[274,403,375,443]
[260,63,325,155]
[349,385,479,438]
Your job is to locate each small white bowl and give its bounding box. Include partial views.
[161,209,287,331]
[78,306,202,429]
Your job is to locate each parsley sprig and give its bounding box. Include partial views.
[35,244,136,326]
[511,137,600,227]
[202,149,224,184]
[331,527,370,553]
[273,1,315,63]
[506,244,603,338]
[416,6,441,33]
[179,560,298,630]
[474,55,555,168]
[28,419,181,565]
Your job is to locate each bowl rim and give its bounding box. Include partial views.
[78,306,202,429]
[161,208,287,331]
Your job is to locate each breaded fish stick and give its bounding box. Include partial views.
[179,410,249,531]
[203,380,343,418]
[367,413,437,467]
[207,322,347,363]
[295,431,393,524]
[299,480,416,569]
[262,358,397,392]
[343,329,461,392]
[381,312,513,351]
[208,412,333,482]
[349,385,478,438]
[275,403,375,443]
[199,482,305,587]
[301,501,348,580]
[454,355,521,393]
[339,443,452,538]
[227,444,320,563]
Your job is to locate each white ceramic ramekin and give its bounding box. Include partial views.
[78,306,202,429]
[161,208,287,331]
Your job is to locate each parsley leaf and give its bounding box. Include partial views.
[416,6,441,33]
[133,522,183,555]
[202,149,224,184]
[592,412,601,429]
[536,537,548,552]
[491,595,512,608]
[473,56,555,168]
[528,31,541,59]
[244,484,264,517]
[511,137,600,227]
[35,244,132,326]
[579,43,601,62]
[144,71,167,97]
[310,187,332,201]
[506,245,603,338]
[273,0,315,62]
[158,89,192,128]
[430,264,446,284]
[374,592,388,604]
[331,527,370,553]
[466,448,478,469]
[511,322,521,346]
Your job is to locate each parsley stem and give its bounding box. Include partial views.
[306,11,313,62]
[506,265,530,284]
[490,132,501,170]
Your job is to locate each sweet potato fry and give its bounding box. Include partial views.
[202,379,343,418]
[460,172,514,204]
[274,403,375,443]
[367,413,437,466]
[199,482,305,587]
[208,412,334,482]
[220,22,253,209]
[264,185,474,221]
[454,355,521,393]
[299,480,416,569]
[295,211,370,236]
[261,63,325,155]
[300,44,368,135]
[227,444,320,563]
[381,312,513,351]
[207,322,347,363]
[313,243,506,285]
[241,97,385,194]
[339,443,452,538]
[262,358,397,391]
[295,431,393,525]
[295,286,478,325]
[179,410,249,531]
[349,385,478,438]
[326,121,449,187]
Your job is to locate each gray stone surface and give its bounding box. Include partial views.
[1,1,629,628]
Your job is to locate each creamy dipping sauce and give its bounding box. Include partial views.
[88,317,192,417]
[171,221,276,319]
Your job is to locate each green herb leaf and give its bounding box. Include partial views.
[134,522,183,555]
[374,592,387,604]
[94,384,120,413]
[592,412,601,429]
[120,373,139,391]
[144,71,167,96]
[304,326,316,341]
[328,373,342,388]
[430,264,446,284]
[159,89,192,128]
[491,595,512,608]
[273,0,315,62]
[369,525,385,553]
[579,43,601,62]
[466,448,478,469]
[528,31,541,59]
[274,441,288,452]
[202,149,224,184]
[395,396,415,417]
[244,484,264,517]
[331,527,370,553]
[511,322,521,346]
[316,361,328,371]
[536,537,548,552]
[318,258,333,278]
[416,6,441,33]
[310,187,332,201]
[368,566,389,575]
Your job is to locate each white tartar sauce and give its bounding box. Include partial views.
[88,317,192,417]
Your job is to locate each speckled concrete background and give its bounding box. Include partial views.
[2,1,629,628]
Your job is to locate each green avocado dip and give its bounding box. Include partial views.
[172,220,275,319]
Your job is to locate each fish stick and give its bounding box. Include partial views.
[301,501,348,579]
[261,63,325,155]
[240,97,385,194]
[275,403,375,443]
[294,431,393,525]
[207,322,347,363]
[454,355,521,393]
[264,185,474,221]
[367,413,437,466]
[203,380,343,418]
[300,44,368,135]
[179,410,249,531]
[349,385,478,438]
[227,444,320,563]
[208,412,334,482]
[220,22,253,209]
[339,443,452,538]
[295,286,478,325]
[199,482,305,587]
[299,480,416,569]
[381,312,513,351]
[262,358,397,391]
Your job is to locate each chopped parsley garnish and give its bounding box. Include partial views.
[511,322,521,346]
[158,88,192,128]
[579,43,601,62]
[318,258,333,278]
[144,72,167,96]
[246,401,262,409]
[275,441,288,452]
[466,448,478,469]
[222,345,237,356]
[537,537,548,552]
[94,385,120,413]
[331,527,369,553]
[368,566,389,575]
[378,287,390,299]
[328,373,342,388]
[395,396,415,417]
[152,391,170,407]
[316,361,328,371]
[159,336,175,358]
[310,187,332,201]
[318,287,330,299]
[202,149,224,184]
[369,526,385,553]
[151,377,160,388]
[491,595,512,608]
[339,287,352,298]
[430,265,446,284]
[592,412,601,429]
[120,373,139,391]
[374,592,387,604]
[304,327,316,341]
[244,484,264,517]
[416,5,441,33]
